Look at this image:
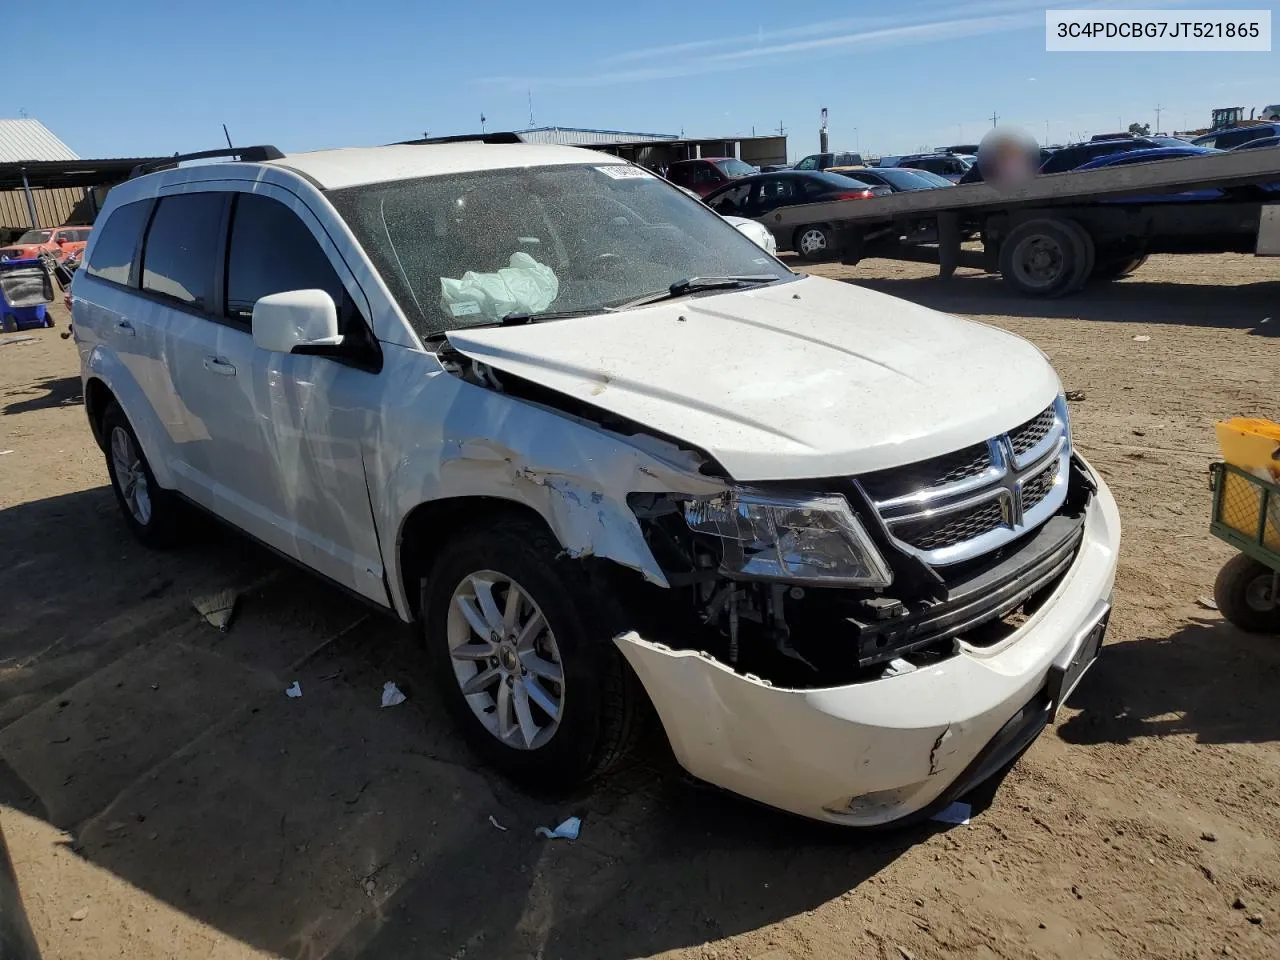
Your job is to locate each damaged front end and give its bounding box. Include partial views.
[625,453,1095,689]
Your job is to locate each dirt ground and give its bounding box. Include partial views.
[1,254,1278,960]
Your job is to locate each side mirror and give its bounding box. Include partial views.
[252,289,342,355]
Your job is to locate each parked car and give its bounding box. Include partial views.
[1038,137,1164,173]
[702,170,889,259]
[74,142,1119,828]
[1260,104,1280,122]
[666,157,757,197]
[0,225,91,263]
[831,166,954,191]
[1073,146,1225,202]
[1232,135,1280,151]
[793,151,864,171]
[896,154,972,182]
[1192,123,1280,151]
[673,184,780,255]
[872,155,904,168]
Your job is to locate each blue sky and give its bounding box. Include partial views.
[7,0,1276,160]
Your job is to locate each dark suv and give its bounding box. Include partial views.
[1038,137,1164,173]
[1192,123,1280,151]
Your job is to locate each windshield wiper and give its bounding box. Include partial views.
[498,308,601,326]
[610,275,782,312]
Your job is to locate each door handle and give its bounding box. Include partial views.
[115,319,135,336]
[203,356,237,377]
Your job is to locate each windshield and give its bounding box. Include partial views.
[328,163,792,337]
[712,158,757,178]
[16,230,51,244]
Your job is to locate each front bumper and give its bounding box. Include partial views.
[615,462,1121,827]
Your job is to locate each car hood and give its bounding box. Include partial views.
[0,245,38,259]
[444,275,1061,481]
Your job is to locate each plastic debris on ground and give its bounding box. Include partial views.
[535,816,581,840]
[0,336,38,347]
[1132,335,1151,342]
[1065,390,1086,402]
[488,815,508,831]
[192,588,237,632]
[380,681,407,708]
[0,449,12,455]
[285,681,302,698]
[930,801,972,826]
[1196,596,1219,610]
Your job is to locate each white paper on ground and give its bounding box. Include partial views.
[381,681,407,708]
[285,681,302,698]
[930,801,972,825]
[535,816,581,840]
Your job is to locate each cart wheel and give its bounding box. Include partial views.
[1213,554,1280,635]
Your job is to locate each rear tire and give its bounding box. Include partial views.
[1059,220,1095,295]
[794,224,834,261]
[101,402,184,548]
[421,516,643,789]
[1214,554,1280,635]
[1092,253,1147,281]
[998,219,1081,297]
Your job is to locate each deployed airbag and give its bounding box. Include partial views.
[440,252,559,322]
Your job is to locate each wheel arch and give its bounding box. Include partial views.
[396,496,555,622]
[83,376,115,451]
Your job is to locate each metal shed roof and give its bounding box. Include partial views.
[0,119,79,162]
[514,127,678,146]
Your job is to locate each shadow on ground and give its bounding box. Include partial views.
[838,270,1279,333]
[3,376,82,416]
[1,487,936,959]
[1060,617,1280,747]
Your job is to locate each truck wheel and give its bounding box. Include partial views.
[998,219,1082,296]
[421,516,643,789]
[1092,253,1147,281]
[1059,221,1095,295]
[101,402,184,547]
[1214,554,1280,635]
[794,225,834,261]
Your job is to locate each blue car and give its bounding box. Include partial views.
[1074,146,1231,203]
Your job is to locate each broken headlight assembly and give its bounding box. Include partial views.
[681,490,893,588]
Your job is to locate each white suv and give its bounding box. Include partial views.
[73,142,1120,826]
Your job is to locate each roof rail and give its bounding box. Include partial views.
[129,145,285,179]
[398,132,524,146]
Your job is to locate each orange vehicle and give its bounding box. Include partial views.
[0,225,91,262]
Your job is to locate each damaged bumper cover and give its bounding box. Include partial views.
[615,464,1120,827]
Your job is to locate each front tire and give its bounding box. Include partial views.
[1214,554,1280,635]
[422,517,641,788]
[101,402,183,547]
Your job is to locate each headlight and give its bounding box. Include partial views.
[682,489,892,587]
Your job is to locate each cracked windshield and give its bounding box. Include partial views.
[329,163,791,336]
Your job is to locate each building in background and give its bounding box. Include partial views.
[0,118,155,240]
[404,127,789,171]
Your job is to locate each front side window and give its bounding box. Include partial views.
[85,200,151,286]
[794,156,817,171]
[141,193,225,310]
[16,230,51,244]
[328,164,792,338]
[707,183,752,212]
[225,194,345,323]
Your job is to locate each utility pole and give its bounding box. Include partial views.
[480,113,486,133]
[854,127,859,154]
[1154,103,1164,134]
[990,110,999,128]
[1045,120,1049,144]
[528,90,535,127]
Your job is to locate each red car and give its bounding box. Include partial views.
[665,158,757,197]
[0,225,92,263]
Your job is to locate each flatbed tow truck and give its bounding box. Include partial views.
[762,149,1280,296]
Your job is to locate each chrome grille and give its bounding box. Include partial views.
[1008,407,1057,461]
[859,442,991,502]
[895,500,1006,552]
[857,397,1071,566]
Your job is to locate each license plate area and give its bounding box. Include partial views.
[1046,605,1109,721]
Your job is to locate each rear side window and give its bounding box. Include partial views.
[142,193,225,310]
[225,194,345,322]
[85,200,151,285]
